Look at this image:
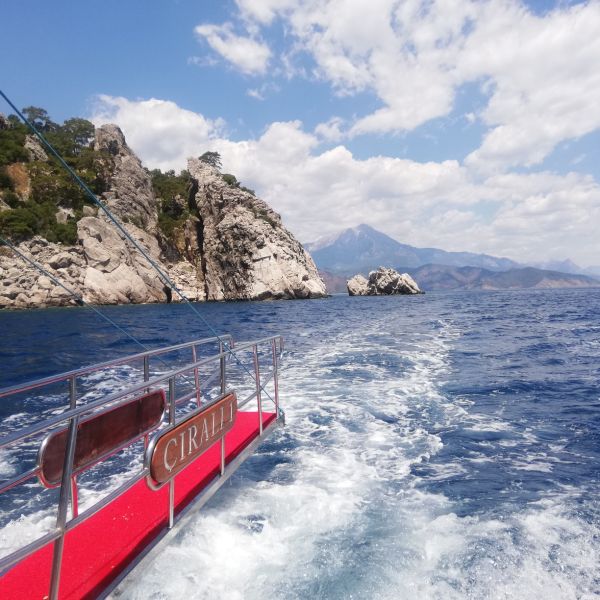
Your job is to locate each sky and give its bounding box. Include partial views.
[1,0,599,267]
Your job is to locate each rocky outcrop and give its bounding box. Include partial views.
[0,237,84,309]
[347,274,369,296]
[0,125,326,308]
[24,135,48,162]
[94,125,158,231]
[77,217,167,305]
[347,267,422,296]
[186,159,326,301]
[0,227,172,309]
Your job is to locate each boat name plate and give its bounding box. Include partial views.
[148,392,237,486]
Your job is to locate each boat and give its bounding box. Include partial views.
[0,333,284,599]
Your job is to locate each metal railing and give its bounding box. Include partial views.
[0,334,284,599]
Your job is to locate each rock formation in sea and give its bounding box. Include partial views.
[0,123,325,308]
[347,267,422,296]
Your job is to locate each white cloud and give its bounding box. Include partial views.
[235,0,297,25]
[90,96,224,172]
[246,82,281,100]
[247,88,265,100]
[90,96,600,267]
[462,1,600,172]
[224,0,600,172]
[187,55,219,68]
[314,117,346,142]
[194,23,271,75]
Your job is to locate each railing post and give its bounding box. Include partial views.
[143,355,151,450]
[70,475,78,519]
[48,376,79,600]
[143,355,150,390]
[68,378,79,517]
[191,345,201,407]
[220,438,225,475]
[272,338,280,419]
[252,346,263,436]
[168,377,176,529]
[219,340,226,394]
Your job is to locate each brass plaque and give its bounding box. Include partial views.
[148,392,237,485]
[39,390,166,487]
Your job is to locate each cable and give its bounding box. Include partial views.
[0,90,277,404]
[0,236,202,385]
[1,236,148,348]
[1,237,278,405]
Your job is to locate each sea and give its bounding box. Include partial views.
[1,288,599,599]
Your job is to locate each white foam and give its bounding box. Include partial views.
[116,318,464,598]
[0,448,18,479]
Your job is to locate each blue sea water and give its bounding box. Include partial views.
[1,289,599,598]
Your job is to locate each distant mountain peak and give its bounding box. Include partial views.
[306,224,520,274]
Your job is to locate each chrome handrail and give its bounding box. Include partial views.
[0,335,233,399]
[0,337,281,450]
[0,334,284,598]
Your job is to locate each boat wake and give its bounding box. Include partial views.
[115,308,599,599]
[2,293,598,599]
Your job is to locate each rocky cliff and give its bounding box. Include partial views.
[187,159,325,301]
[0,124,325,308]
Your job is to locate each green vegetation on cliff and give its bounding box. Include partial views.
[0,118,28,167]
[0,110,255,248]
[151,169,193,239]
[0,107,104,243]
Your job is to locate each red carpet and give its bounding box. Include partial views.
[0,411,276,599]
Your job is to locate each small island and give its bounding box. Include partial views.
[347,266,423,296]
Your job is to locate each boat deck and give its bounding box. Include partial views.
[1,410,276,599]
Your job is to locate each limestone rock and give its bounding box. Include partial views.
[187,159,326,301]
[347,267,422,296]
[94,124,158,231]
[77,217,167,304]
[347,274,369,296]
[83,264,149,305]
[55,207,74,224]
[36,275,54,290]
[48,252,77,270]
[24,135,48,162]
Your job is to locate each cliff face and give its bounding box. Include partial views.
[188,159,326,301]
[94,125,158,231]
[0,124,325,308]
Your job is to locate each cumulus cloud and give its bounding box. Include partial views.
[235,0,297,25]
[90,96,225,172]
[90,96,600,266]
[223,0,600,173]
[458,1,600,173]
[194,23,271,74]
[314,117,346,142]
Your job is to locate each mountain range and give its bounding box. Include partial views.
[307,225,600,292]
[305,224,520,273]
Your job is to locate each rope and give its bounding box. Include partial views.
[0,236,147,348]
[0,236,201,387]
[0,90,276,404]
